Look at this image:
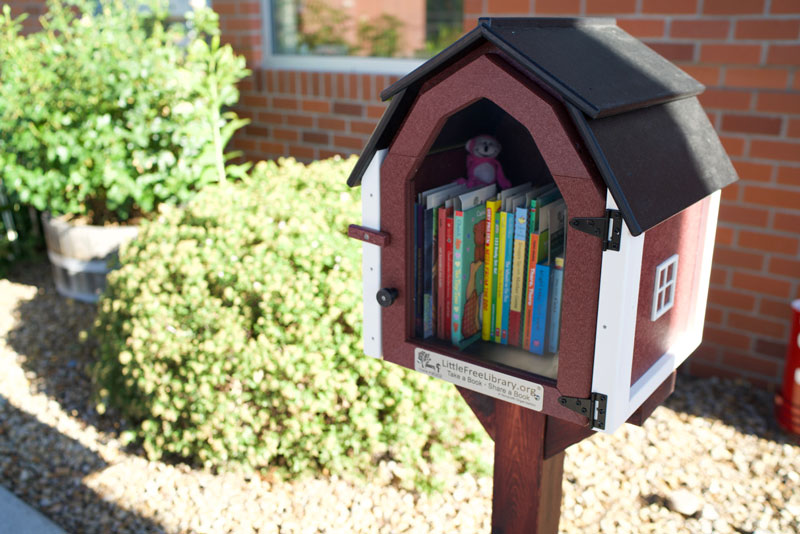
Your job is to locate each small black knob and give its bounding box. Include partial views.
[376,288,398,307]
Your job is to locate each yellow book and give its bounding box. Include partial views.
[481,199,501,341]
[494,211,509,342]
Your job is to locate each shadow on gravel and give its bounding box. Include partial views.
[0,395,168,534]
[4,260,123,436]
[667,372,798,446]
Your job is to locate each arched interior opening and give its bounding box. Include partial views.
[410,98,566,379]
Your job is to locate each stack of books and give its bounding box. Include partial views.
[414,181,566,355]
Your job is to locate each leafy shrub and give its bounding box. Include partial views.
[0,0,250,224]
[93,157,489,488]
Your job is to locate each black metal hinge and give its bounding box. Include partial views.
[569,210,623,252]
[558,393,608,430]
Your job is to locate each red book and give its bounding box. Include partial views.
[444,212,455,343]
[436,206,452,339]
[522,232,541,350]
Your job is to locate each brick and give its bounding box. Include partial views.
[348,74,359,100]
[336,74,346,99]
[776,166,800,186]
[725,68,789,90]
[723,115,782,136]
[719,135,745,157]
[750,139,800,162]
[772,0,800,14]
[716,225,735,246]
[333,101,364,117]
[367,105,387,119]
[488,0,530,11]
[272,128,299,142]
[535,0,581,14]
[239,2,261,14]
[642,0,698,14]
[698,89,753,110]
[288,145,316,161]
[711,266,729,285]
[739,229,799,255]
[732,272,792,298]
[755,338,788,359]
[756,93,800,113]
[223,17,261,31]
[721,182,741,202]
[719,202,770,225]
[319,149,346,160]
[729,312,787,338]
[712,246,765,271]
[770,257,800,278]
[302,131,329,145]
[744,185,800,209]
[323,73,334,97]
[257,112,283,124]
[671,19,729,38]
[735,18,800,39]
[680,65,720,86]
[703,325,753,349]
[350,120,378,135]
[302,99,331,114]
[688,360,743,380]
[693,344,721,362]
[586,0,637,13]
[700,44,762,64]
[362,76,374,102]
[704,0,765,14]
[258,141,285,154]
[774,211,800,233]
[272,97,298,111]
[730,160,774,181]
[721,351,780,376]
[244,125,269,137]
[788,119,800,138]
[334,134,367,150]
[645,42,695,62]
[286,114,314,127]
[241,95,268,108]
[464,0,483,13]
[617,18,666,38]
[760,298,792,319]
[705,306,724,324]
[317,117,346,131]
[709,288,757,310]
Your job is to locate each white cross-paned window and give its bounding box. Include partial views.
[652,254,679,321]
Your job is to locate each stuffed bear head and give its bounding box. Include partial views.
[465,135,502,159]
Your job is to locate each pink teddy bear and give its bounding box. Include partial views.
[457,135,511,190]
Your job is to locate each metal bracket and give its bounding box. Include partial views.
[558,393,608,430]
[569,210,623,252]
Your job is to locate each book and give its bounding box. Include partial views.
[529,261,551,355]
[498,211,515,344]
[522,228,548,351]
[444,212,454,343]
[494,211,509,342]
[547,256,565,353]
[414,202,424,338]
[422,207,435,339]
[451,202,487,348]
[481,198,502,341]
[436,206,452,339]
[508,206,529,347]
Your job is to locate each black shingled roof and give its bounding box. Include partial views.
[347,17,738,236]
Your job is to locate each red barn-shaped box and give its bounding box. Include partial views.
[347,18,738,441]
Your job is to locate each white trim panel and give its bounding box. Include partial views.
[591,193,645,434]
[361,149,387,359]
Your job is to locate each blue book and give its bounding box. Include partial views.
[499,212,515,344]
[547,257,564,353]
[451,203,487,348]
[529,262,551,355]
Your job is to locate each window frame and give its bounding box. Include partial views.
[259,0,427,75]
[651,254,679,321]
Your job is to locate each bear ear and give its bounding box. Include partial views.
[465,138,475,153]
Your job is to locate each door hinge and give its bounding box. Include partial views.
[558,393,608,430]
[569,210,622,252]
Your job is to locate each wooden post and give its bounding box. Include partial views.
[491,400,564,534]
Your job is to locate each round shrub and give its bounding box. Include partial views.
[93,156,489,488]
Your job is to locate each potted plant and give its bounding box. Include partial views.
[0,0,250,301]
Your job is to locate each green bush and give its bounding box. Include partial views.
[93,157,489,489]
[0,0,250,224]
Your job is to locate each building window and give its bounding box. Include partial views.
[652,254,678,321]
[263,0,463,74]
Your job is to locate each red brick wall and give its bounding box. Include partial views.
[5,0,46,33]
[11,1,798,388]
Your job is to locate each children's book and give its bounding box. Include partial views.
[451,202,488,348]
[498,212,515,345]
[529,261,551,355]
[547,256,565,353]
[444,212,454,343]
[414,202,424,338]
[494,211,509,342]
[482,198,502,341]
[508,206,529,347]
[436,206,452,339]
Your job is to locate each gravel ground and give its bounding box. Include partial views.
[1,261,799,534]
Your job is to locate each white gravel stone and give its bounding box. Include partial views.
[1,262,800,534]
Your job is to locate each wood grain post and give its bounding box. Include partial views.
[491,399,564,534]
